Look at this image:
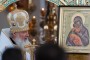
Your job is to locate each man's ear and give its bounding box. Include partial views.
[12,32,17,37]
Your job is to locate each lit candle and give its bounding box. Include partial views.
[33,16,35,19]
[32,16,36,24]
[41,8,45,16]
[32,16,36,20]
[42,8,44,11]
[54,25,57,31]
[44,25,48,30]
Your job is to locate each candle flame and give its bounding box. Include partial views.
[33,16,36,19]
[41,8,44,11]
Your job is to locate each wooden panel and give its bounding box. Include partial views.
[68,54,90,60]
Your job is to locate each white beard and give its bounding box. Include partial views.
[14,35,32,60]
[14,35,31,51]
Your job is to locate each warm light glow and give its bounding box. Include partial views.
[44,25,48,29]
[33,39,36,42]
[41,8,46,16]
[41,8,44,11]
[10,6,14,10]
[54,25,57,30]
[33,16,36,19]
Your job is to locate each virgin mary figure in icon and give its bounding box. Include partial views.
[66,16,89,46]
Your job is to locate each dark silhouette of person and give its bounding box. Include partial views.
[35,43,67,60]
[2,48,23,60]
[66,16,89,46]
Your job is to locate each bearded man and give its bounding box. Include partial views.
[0,9,33,60]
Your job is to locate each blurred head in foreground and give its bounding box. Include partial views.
[35,43,67,60]
[2,48,23,60]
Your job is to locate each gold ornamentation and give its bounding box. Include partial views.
[0,5,5,12]
[7,9,29,33]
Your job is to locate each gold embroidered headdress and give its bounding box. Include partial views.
[7,9,29,33]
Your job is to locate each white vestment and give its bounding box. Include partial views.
[0,28,14,60]
[0,28,32,60]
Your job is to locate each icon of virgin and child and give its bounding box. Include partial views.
[66,16,89,46]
